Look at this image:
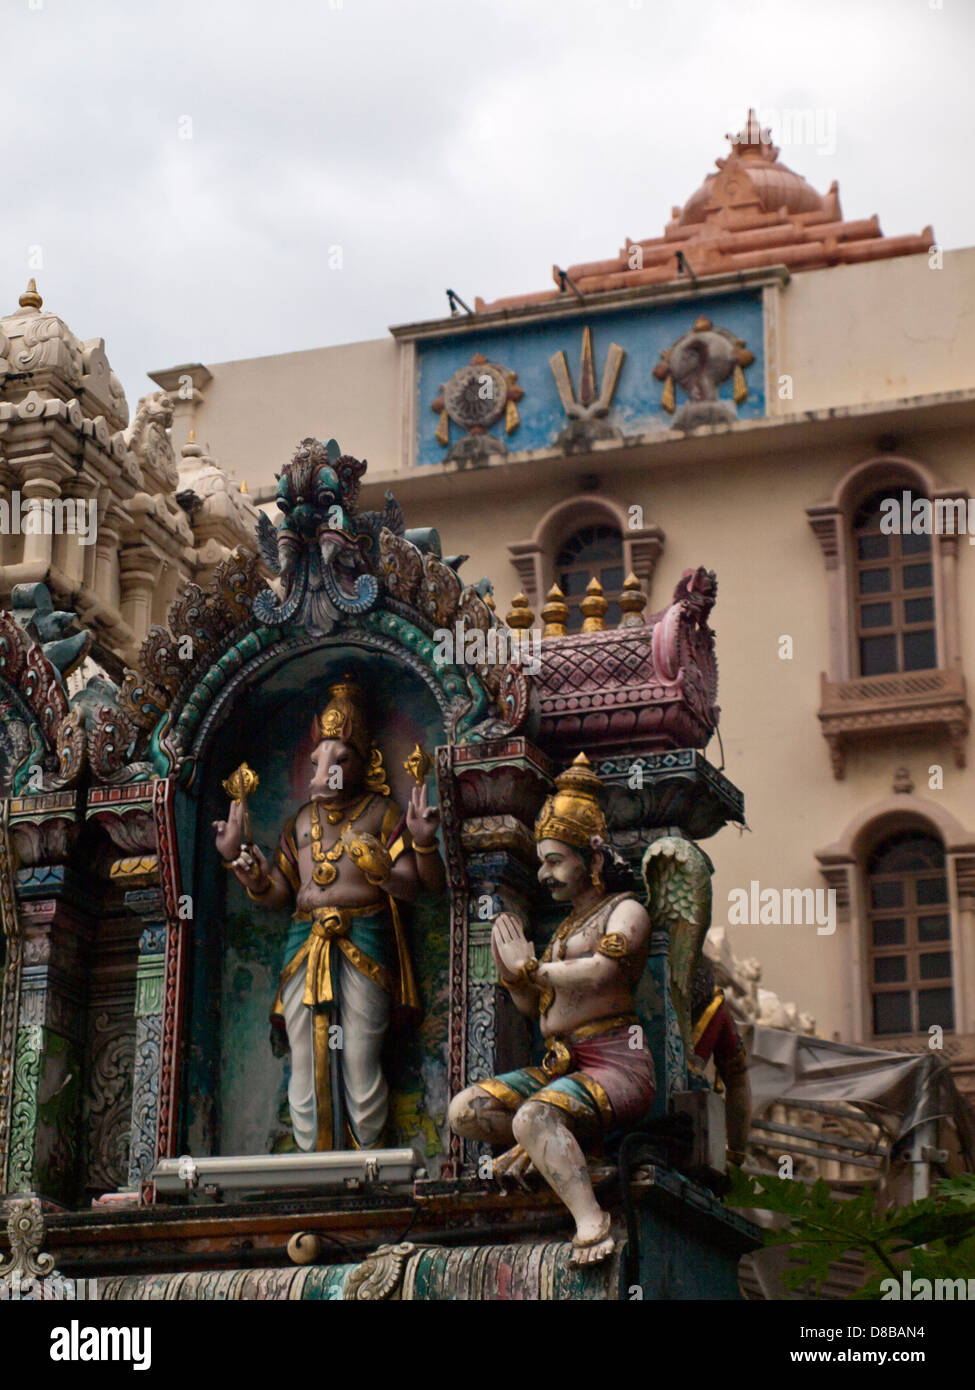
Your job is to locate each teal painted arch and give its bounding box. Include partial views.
[149,609,490,787]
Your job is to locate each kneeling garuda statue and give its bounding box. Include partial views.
[450,751,718,1266]
[449,752,657,1267]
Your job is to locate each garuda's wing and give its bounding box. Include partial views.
[640,836,713,1056]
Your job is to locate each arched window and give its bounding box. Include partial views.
[555,524,624,633]
[852,489,936,676]
[809,458,969,778]
[866,828,953,1037]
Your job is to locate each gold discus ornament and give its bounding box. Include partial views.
[222,762,260,845]
[403,744,433,788]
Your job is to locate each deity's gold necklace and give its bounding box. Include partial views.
[309,793,374,886]
[535,894,607,1015]
[541,894,604,963]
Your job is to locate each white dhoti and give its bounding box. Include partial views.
[280,953,391,1151]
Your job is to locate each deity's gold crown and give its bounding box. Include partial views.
[535,752,607,849]
[317,679,371,760]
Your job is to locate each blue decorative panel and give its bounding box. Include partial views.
[414,290,765,466]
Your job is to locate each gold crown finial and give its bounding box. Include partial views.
[618,573,647,627]
[540,583,569,639]
[188,428,196,442]
[317,678,372,760]
[19,279,42,311]
[535,751,607,849]
[580,575,608,632]
[505,592,534,630]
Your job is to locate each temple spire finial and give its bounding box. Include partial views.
[19,278,42,311]
[725,107,778,161]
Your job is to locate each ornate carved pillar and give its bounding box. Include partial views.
[20,474,61,573]
[442,739,552,1171]
[52,481,95,590]
[462,842,537,1084]
[77,908,140,1202]
[124,889,167,1189]
[93,509,122,614]
[118,545,161,643]
[85,785,165,1190]
[0,800,22,1194]
[0,457,16,568]
[5,791,92,1202]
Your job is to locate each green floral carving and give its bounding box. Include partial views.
[8,1023,42,1192]
[469,924,499,984]
[35,1032,81,1200]
[135,955,165,1017]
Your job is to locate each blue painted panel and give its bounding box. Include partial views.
[415,290,765,466]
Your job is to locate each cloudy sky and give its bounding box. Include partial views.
[3,0,972,408]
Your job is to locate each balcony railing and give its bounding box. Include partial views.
[818,667,969,778]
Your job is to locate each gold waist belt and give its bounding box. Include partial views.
[541,1013,639,1080]
[276,902,386,1012]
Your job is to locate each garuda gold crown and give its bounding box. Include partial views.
[535,751,607,849]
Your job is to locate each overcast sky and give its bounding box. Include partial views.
[3,0,972,409]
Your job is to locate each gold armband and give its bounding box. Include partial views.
[342,830,393,886]
[245,876,273,901]
[413,841,439,856]
[596,932,628,960]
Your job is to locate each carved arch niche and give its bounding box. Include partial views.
[168,632,457,1167]
[507,494,664,612]
[807,455,970,778]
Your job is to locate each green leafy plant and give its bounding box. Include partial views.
[725,1166,975,1297]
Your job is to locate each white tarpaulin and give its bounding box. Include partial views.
[740,1024,975,1162]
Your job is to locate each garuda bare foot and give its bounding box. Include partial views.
[569,1210,615,1267]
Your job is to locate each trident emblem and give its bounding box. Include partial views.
[550,327,625,421]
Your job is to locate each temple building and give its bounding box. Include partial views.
[0,112,972,1302]
[145,113,975,1105]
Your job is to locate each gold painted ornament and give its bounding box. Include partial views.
[222,762,260,844]
[309,794,381,887]
[403,744,432,787]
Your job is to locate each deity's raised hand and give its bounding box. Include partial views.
[234,842,273,887]
[406,783,440,847]
[213,798,245,862]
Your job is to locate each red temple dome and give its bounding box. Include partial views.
[473,110,933,313]
[677,110,828,227]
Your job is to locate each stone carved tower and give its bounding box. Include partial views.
[0,282,259,674]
